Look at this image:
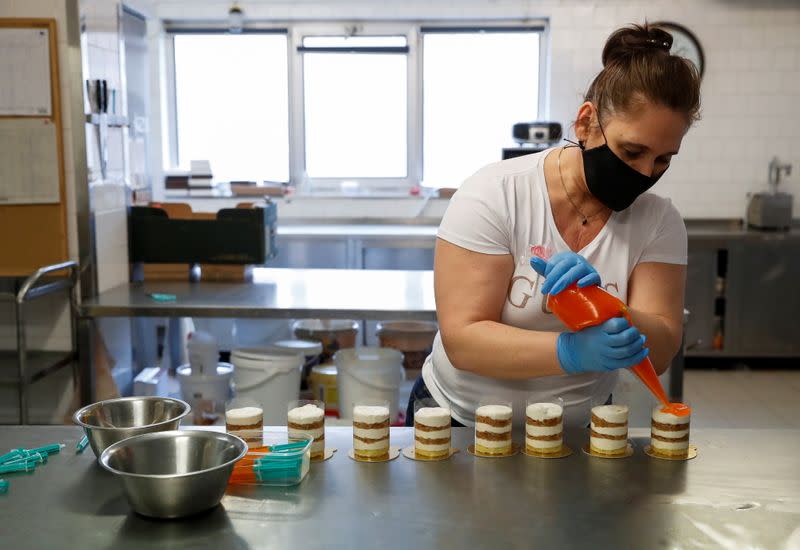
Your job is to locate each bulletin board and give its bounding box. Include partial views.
[0,19,68,276]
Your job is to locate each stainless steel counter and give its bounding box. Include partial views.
[684,219,800,244]
[76,268,435,406]
[80,268,435,320]
[272,219,800,242]
[1,426,798,549]
[278,224,439,239]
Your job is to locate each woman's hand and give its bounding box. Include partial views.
[530,252,601,295]
[557,317,649,374]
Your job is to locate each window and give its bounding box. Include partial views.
[167,24,544,192]
[173,33,289,182]
[422,29,541,188]
[301,36,408,179]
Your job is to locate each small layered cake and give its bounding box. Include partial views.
[352,405,390,460]
[525,402,563,455]
[414,407,451,459]
[288,404,325,460]
[225,406,263,447]
[650,406,691,457]
[590,405,629,456]
[474,405,513,455]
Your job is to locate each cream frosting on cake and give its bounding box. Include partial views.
[590,404,629,455]
[414,407,451,458]
[353,405,390,458]
[650,406,691,456]
[474,404,513,455]
[288,404,325,457]
[525,402,563,453]
[225,406,263,426]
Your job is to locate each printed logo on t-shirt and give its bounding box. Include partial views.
[507,243,621,312]
[507,275,622,311]
[529,244,554,261]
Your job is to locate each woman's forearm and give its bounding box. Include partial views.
[441,321,563,379]
[627,309,683,374]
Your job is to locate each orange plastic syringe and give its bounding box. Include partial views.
[547,283,690,417]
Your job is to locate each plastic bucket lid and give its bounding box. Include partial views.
[272,339,324,358]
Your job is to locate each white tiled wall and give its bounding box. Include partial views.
[155,0,800,220]
[548,0,800,220]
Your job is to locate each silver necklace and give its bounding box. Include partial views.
[557,146,605,226]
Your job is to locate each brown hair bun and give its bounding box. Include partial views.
[602,25,673,67]
[584,23,701,125]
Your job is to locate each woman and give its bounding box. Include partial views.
[406,23,701,428]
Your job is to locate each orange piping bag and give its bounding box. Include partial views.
[547,283,690,416]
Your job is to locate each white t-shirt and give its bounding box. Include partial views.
[423,147,687,428]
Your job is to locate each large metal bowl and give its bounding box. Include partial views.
[99,430,247,519]
[73,396,191,458]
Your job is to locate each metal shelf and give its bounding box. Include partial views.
[0,261,79,424]
[0,350,76,385]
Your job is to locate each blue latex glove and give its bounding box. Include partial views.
[530,252,601,295]
[557,317,649,374]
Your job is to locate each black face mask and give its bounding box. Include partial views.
[577,117,662,212]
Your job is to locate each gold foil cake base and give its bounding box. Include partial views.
[582,443,634,459]
[523,444,573,459]
[401,446,459,462]
[644,444,698,461]
[348,447,401,463]
[467,443,520,458]
[311,447,337,462]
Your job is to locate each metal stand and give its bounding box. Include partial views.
[1,262,79,424]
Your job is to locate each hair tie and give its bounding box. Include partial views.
[647,38,670,50]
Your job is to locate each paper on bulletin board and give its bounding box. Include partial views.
[0,28,52,116]
[0,118,60,204]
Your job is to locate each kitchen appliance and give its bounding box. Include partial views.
[747,157,793,230]
[512,121,562,144]
[503,121,562,160]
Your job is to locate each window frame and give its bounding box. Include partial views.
[164,20,548,194]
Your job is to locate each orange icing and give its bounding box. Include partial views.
[660,402,692,417]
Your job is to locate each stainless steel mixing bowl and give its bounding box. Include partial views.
[73,396,191,458]
[99,430,247,519]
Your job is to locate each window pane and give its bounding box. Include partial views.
[304,50,407,178]
[303,36,407,48]
[423,32,540,187]
[174,34,289,182]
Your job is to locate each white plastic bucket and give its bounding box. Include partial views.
[231,347,304,425]
[334,347,404,422]
[176,362,234,425]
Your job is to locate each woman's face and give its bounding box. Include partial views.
[576,100,689,179]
